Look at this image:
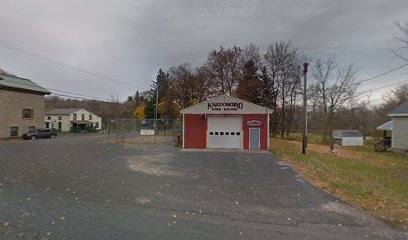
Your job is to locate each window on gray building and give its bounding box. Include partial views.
[81,114,85,120]
[10,126,18,137]
[73,113,77,120]
[22,108,34,118]
[89,114,92,120]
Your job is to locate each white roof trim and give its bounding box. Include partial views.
[376,120,392,131]
[180,95,273,114]
[388,113,408,117]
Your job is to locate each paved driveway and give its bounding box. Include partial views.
[0,137,406,239]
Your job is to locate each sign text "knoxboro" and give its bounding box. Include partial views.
[208,102,243,111]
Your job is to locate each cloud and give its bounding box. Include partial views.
[0,0,407,100]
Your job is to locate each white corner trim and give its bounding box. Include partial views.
[182,114,185,148]
[267,114,270,149]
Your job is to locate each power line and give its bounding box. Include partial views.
[359,62,408,83]
[49,93,121,103]
[0,74,120,102]
[356,78,408,97]
[0,40,150,91]
[48,88,108,101]
[50,93,97,101]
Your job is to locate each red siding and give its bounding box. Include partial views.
[242,114,268,150]
[184,114,207,148]
[184,114,269,150]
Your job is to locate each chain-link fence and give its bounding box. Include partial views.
[109,119,182,143]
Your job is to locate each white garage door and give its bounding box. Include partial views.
[207,117,242,148]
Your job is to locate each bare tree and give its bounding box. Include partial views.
[205,46,242,95]
[393,21,408,62]
[309,56,360,150]
[168,63,195,109]
[264,41,301,138]
[194,66,217,100]
[240,43,262,69]
[168,63,214,111]
[375,83,408,124]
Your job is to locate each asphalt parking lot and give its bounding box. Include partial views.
[0,136,407,240]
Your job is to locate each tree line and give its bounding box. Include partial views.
[130,41,305,137]
[126,41,362,143]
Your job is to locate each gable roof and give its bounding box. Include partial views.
[45,108,83,115]
[333,130,363,138]
[377,121,393,131]
[180,95,273,114]
[0,74,50,94]
[388,100,408,116]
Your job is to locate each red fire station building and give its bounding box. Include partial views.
[180,95,273,150]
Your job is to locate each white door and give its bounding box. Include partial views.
[207,117,242,148]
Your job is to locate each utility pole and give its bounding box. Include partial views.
[154,89,158,121]
[302,63,309,154]
[154,89,159,143]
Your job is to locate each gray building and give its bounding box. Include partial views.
[388,101,408,152]
[0,74,50,138]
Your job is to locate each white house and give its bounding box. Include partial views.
[44,108,102,132]
[333,130,364,147]
[388,100,408,152]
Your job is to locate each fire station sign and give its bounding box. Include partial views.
[180,95,273,114]
[246,119,263,127]
[208,102,243,111]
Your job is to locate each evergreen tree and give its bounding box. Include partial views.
[260,66,276,108]
[236,60,263,104]
[144,98,155,119]
[134,90,142,107]
[150,68,170,102]
[146,69,170,119]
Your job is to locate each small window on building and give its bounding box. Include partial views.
[231,132,235,135]
[45,122,49,128]
[95,122,99,129]
[58,116,62,120]
[73,113,77,120]
[89,114,92,120]
[236,132,241,136]
[81,114,85,120]
[215,132,219,135]
[220,132,224,135]
[58,122,62,131]
[47,116,51,120]
[22,108,33,119]
[10,126,18,137]
[209,132,213,135]
[28,126,35,133]
[226,132,229,135]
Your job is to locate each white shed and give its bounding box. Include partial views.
[333,130,364,147]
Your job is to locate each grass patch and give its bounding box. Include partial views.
[173,143,182,148]
[270,138,408,228]
[280,132,328,144]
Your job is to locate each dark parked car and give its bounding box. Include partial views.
[22,128,58,140]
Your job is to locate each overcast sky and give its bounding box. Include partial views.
[0,0,408,103]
